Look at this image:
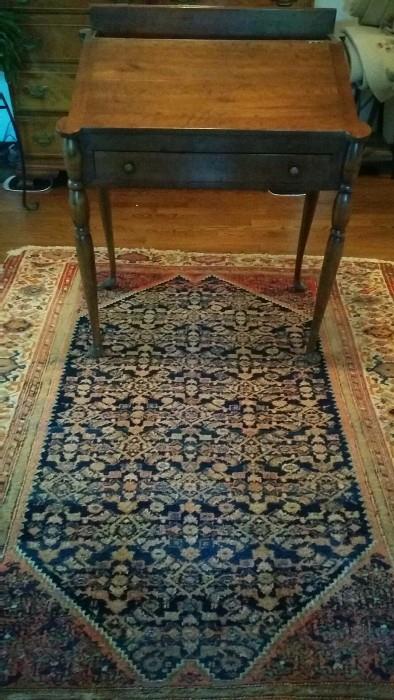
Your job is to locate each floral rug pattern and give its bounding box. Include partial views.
[0,247,393,699]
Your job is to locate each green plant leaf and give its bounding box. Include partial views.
[0,10,28,84]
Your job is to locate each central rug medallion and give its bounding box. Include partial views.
[18,276,372,680]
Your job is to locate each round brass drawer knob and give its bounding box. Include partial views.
[123,162,136,174]
[289,165,300,177]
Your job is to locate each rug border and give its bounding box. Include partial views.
[1,682,394,700]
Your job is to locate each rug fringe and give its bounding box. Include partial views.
[4,244,394,265]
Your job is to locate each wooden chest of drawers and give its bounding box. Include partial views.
[8,0,313,173]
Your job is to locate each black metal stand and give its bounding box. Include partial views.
[0,91,39,211]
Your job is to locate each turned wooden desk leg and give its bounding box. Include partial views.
[292,191,319,292]
[64,137,103,358]
[98,188,117,289]
[307,141,363,353]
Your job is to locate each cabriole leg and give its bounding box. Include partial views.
[307,141,363,352]
[292,191,319,292]
[64,136,103,358]
[98,187,117,289]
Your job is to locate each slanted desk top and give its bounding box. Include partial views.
[61,37,368,138]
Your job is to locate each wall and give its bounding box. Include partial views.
[314,0,352,22]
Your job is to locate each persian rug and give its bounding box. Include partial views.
[1,246,393,700]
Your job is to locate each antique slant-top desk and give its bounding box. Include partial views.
[58,4,370,357]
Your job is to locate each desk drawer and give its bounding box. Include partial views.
[92,152,336,191]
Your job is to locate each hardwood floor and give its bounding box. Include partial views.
[0,174,393,261]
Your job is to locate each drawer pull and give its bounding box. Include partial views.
[24,84,48,100]
[33,131,54,146]
[289,165,300,177]
[123,161,136,174]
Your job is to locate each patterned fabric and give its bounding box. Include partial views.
[1,247,393,700]
[18,276,373,681]
[0,560,133,688]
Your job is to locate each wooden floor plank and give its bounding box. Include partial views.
[1,175,393,261]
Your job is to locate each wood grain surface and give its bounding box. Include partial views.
[1,176,392,261]
[60,38,369,138]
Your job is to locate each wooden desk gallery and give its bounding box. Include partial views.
[57,4,370,358]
